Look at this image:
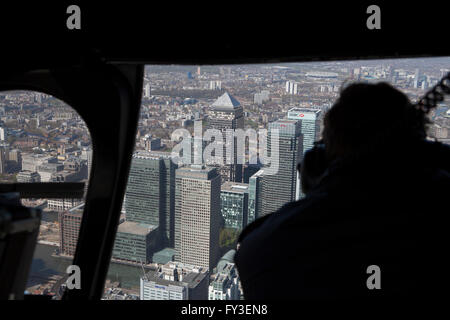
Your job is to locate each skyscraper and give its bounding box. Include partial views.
[285,81,298,95]
[59,203,84,256]
[174,165,221,270]
[287,108,321,157]
[287,108,321,199]
[208,92,244,183]
[0,147,6,174]
[0,127,6,141]
[248,169,265,223]
[414,68,421,88]
[86,148,92,179]
[209,81,222,90]
[144,83,151,98]
[262,119,302,214]
[125,151,177,247]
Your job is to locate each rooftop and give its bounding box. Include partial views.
[68,202,85,213]
[272,118,299,124]
[211,92,241,109]
[143,261,208,289]
[117,221,157,236]
[176,165,218,180]
[288,107,322,114]
[250,169,266,178]
[133,150,172,160]
[221,182,249,193]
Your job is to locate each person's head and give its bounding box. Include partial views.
[322,82,429,161]
[298,142,328,194]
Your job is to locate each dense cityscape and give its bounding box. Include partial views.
[1,57,448,300]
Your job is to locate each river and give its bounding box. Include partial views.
[28,244,144,291]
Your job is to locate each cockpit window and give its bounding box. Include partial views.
[104,58,449,300]
[0,90,91,299]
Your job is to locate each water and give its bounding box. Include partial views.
[28,244,70,287]
[29,244,143,290]
[41,211,59,223]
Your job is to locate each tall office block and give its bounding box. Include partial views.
[414,68,421,88]
[144,83,151,98]
[209,81,222,90]
[247,169,266,223]
[81,148,92,180]
[174,165,221,271]
[0,147,7,174]
[287,108,321,199]
[220,182,249,230]
[58,204,84,256]
[287,108,321,157]
[0,127,6,141]
[285,81,298,95]
[125,151,177,246]
[208,92,244,183]
[263,119,301,214]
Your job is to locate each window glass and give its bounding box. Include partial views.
[104,58,449,300]
[0,90,92,299]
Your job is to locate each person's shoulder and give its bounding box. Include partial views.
[238,191,330,244]
[237,213,272,244]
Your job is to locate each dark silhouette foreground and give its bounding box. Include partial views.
[234,83,450,300]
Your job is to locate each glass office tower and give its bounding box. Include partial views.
[124,151,177,247]
[263,119,302,215]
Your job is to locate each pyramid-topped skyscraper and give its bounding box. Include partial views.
[211,91,241,109]
[208,92,244,182]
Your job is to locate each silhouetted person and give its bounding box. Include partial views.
[234,82,450,300]
[297,141,328,195]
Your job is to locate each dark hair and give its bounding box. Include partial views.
[322,82,430,160]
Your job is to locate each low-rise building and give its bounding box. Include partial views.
[16,170,41,183]
[112,221,158,264]
[208,250,240,300]
[140,261,209,300]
